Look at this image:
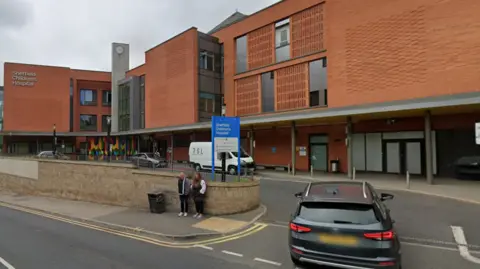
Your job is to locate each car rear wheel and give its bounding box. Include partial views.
[194,164,201,172]
[228,166,236,175]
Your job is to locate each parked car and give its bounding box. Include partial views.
[36,151,70,160]
[131,153,168,168]
[454,156,480,180]
[289,181,401,269]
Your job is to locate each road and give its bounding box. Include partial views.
[0,206,252,269]
[189,177,480,269]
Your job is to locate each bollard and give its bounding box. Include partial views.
[352,167,356,180]
[288,164,291,174]
[310,165,314,178]
[406,171,410,189]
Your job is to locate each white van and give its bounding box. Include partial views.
[189,142,255,175]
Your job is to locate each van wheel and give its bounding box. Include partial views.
[194,164,201,172]
[228,166,236,175]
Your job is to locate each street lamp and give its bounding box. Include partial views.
[106,116,111,162]
[52,124,57,156]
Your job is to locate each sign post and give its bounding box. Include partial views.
[211,116,241,181]
[476,122,480,145]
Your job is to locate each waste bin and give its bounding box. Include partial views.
[147,190,166,214]
[330,160,340,173]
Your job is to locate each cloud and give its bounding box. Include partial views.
[0,0,280,86]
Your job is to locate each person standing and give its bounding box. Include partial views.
[177,172,190,217]
[192,172,207,219]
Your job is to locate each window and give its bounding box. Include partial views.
[275,18,290,62]
[102,90,112,106]
[140,75,145,129]
[309,57,327,107]
[79,114,97,131]
[118,83,130,132]
[261,72,275,113]
[80,89,97,106]
[297,202,381,225]
[102,115,111,132]
[199,92,216,113]
[200,51,214,71]
[235,35,247,73]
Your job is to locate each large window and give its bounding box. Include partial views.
[309,57,328,107]
[102,90,112,106]
[80,89,97,106]
[275,18,290,63]
[118,83,130,131]
[79,114,97,131]
[235,35,247,73]
[102,115,111,132]
[200,51,214,71]
[140,75,145,129]
[261,72,275,113]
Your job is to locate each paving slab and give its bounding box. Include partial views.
[193,217,248,233]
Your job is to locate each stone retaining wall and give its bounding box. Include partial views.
[0,157,260,215]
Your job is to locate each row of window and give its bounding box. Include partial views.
[235,18,293,74]
[79,114,111,132]
[80,89,111,106]
[260,57,328,113]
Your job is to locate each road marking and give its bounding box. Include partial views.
[0,201,267,248]
[0,257,15,269]
[194,245,213,250]
[254,257,282,266]
[451,226,480,264]
[221,250,244,257]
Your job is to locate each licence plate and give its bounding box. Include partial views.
[319,234,358,246]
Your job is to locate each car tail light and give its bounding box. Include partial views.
[364,230,394,240]
[290,223,311,233]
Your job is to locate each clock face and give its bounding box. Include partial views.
[115,46,124,54]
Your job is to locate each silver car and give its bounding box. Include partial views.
[131,153,167,168]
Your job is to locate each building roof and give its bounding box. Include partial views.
[208,11,248,35]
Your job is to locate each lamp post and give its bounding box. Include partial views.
[52,124,57,156]
[107,116,111,162]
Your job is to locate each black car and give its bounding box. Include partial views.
[289,181,401,269]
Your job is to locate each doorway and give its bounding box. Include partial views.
[383,140,424,175]
[309,135,329,172]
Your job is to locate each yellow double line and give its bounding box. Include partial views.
[0,201,267,248]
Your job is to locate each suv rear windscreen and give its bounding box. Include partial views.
[297,202,381,225]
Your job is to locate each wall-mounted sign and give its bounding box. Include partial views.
[12,71,37,87]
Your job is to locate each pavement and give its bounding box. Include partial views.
[0,193,266,240]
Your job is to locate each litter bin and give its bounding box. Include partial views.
[330,160,340,173]
[147,190,166,214]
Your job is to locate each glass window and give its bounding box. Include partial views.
[297,202,381,225]
[261,72,275,113]
[80,89,97,106]
[79,114,97,131]
[200,51,214,71]
[199,92,216,113]
[275,18,290,63]
[102,115,111,132]
[309,57,328,107]
[235,35,247,73]
[140,75,145,129]
[102,90,112,106]
[118,83,130,132]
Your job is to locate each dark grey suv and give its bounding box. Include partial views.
[289,181,401,269]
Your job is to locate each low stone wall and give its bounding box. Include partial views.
[0,157,260,215]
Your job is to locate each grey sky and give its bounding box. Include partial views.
[0,0,280,86]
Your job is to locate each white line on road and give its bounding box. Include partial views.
[451,226,480,264]
[221,250,244,257]
[254,257,282,266]
[0,257,15,269]
[193,245,213,250]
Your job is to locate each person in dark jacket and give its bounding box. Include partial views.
[177,172,191,217]
[191,172,207,219]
